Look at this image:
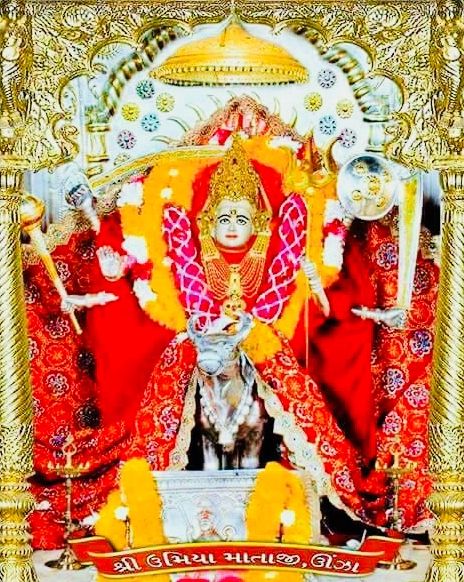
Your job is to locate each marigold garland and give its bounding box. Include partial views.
[244,462,311,582]
[244,135,294,177]
[119,136,343,365]
[95,490,126,552]
[120,153,219,331]
[120,458,165,548]
[94,458,169,582]
[275,270,307,341]
[242,320,282,363]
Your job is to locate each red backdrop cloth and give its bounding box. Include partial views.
[85,213,175,425]
[289,229,377,462]
[25,229,130,548]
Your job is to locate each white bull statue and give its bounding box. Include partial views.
[187,312,273,470]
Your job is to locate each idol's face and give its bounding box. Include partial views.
[212,200,254,248]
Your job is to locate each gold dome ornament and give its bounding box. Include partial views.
[152,16,308,86]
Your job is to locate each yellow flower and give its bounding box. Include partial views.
[336,99,354,118]
[244,462,310,582]
[96,459,169,582]
[242,321,281,363]
[95,490,126,551]
[121,103,140,121]
[353,160,368,175]
[156,92,175,112]
[304,92,322,111]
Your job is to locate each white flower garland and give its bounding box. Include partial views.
[322,200,348,270]
[117,180,144,207]
[133,279,158,308]
[121,235,149,263]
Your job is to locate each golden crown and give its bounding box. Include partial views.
[207,137,261,211]
[152,18,308,86]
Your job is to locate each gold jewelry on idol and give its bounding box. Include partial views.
[198,137,272,311]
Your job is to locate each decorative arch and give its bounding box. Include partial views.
[98,24,190,120]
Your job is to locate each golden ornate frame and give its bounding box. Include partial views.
[0,1,462,581]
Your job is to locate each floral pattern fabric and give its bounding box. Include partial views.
[25,207,437,547]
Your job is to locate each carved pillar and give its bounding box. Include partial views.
[0,1,38,581]
[426,164,464,581]
[0,162,38,582]
[85,104,111,178]
[426,2,464,580]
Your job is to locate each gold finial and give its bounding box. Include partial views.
[208,136,261,211]
[321,137,340,176]
[19,193,45,232]
[46,435,90,571]
[20,192,83,335]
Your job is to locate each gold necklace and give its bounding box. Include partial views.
[204,251,266,302]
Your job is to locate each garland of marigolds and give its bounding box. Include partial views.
[95,458,169,582]
[244,462,312,582]
[94,460,311,582]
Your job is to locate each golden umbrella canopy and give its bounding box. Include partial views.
[152,17,308,86]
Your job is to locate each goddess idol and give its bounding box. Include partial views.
[123,134,373,517]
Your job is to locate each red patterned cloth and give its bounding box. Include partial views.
[130,335,367,516]
[291,227,378,462]
[25,229,130,548]
[25,176,437,548]
[368,221,437,527]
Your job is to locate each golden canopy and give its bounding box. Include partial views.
[152,18,308,86]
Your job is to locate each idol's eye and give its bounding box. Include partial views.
[219,216,231,224]
[237,217,249,225]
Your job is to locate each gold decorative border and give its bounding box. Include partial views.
[20,0,435,171]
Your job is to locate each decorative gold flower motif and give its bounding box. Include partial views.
[156,93,175,113]
[304,92,323,111]
[121,103,140,121]
[353,161,368,176]
[367,175,382,194]
[382,169,393,182]
[336,99,354,119]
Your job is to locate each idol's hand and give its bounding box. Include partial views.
[61,292,118,313]
[64,179,100,233]
[79,197,100,234]
[315,290,331,319]
[96,246,126,281]
[351,306,407,329]
[302,258,330,318]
